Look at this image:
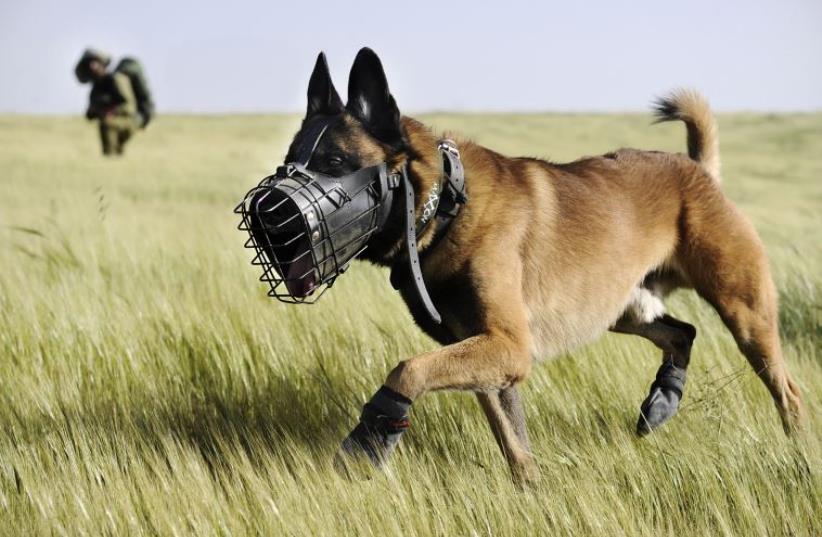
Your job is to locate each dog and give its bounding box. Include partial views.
[277,48,804,484]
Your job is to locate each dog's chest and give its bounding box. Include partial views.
[396,268,481,345]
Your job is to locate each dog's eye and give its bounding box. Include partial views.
[328,156,344,168]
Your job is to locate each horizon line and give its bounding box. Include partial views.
[2,107,821,117]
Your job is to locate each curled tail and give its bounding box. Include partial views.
[653,89,721,182]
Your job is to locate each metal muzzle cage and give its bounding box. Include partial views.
[235,162,396,303]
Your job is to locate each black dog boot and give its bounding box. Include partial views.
[637,362,687,436]
[336,386,412,471]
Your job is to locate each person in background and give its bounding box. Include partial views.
[74,48,154,156]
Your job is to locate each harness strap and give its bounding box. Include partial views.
[390,139,468,325]
[399,167,442,324]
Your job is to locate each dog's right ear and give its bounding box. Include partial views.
[346,48,402,145]
[306,52,343,118]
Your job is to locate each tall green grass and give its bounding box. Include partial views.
[0,113,819,535]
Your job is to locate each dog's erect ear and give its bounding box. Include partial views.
[306,52,343,118]
[346,47,402,145]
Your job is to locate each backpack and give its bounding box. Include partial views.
[115,57,155,128]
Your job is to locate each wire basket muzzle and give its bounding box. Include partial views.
[236,164,392,302]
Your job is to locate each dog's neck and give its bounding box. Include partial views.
[367,116,474,265]
[401,116,441,178]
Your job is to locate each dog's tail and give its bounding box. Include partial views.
[653,89,721,182]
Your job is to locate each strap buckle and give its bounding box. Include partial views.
[386,172,402,190]
[437,139,460,158]
[275,164,295,178]
[437,140,468,205]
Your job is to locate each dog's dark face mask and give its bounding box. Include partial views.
[236,49,407,302]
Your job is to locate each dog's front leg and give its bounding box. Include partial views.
[336,331,534,473]
[477,387,539,485]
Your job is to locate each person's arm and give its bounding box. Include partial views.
[86,85,105,119]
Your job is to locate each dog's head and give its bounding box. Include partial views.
[287,48,406,175]
[239,48,455,304]
[283,47,422,262]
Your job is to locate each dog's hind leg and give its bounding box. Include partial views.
[477,387,538,485]
[707,294,804,434]
[683,245,804,433]
[675,188,805,434]
[611,313,696,435]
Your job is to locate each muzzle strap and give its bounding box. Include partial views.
[294,116,334,165]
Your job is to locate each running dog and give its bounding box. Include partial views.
[274,48,804,484]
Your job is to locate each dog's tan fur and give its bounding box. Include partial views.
[372,92,805,482]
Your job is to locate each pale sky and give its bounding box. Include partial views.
[1,0,820,114]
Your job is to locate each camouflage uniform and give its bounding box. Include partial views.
[75,49,139,156]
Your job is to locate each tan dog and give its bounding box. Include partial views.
[283,48,804,484]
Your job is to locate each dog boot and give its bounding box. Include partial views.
[337,386,412,468]
[637,362,686,436]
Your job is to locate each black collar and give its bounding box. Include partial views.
[389,140,468,324]
[417,140,468,252]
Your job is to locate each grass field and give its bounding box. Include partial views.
[0,111,819,536]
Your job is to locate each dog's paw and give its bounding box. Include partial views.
[333,386,412,478]
[636,362,686,436]
[333,414,410,479]
[332,442,378,480]
[510,458,541,490]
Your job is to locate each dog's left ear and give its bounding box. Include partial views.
[346,48,402,145]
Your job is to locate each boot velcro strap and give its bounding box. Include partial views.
[653,363,687,398]
[385,417,411,430]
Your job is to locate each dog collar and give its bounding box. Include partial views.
[415,140,468,235]
[390,140,468,325]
